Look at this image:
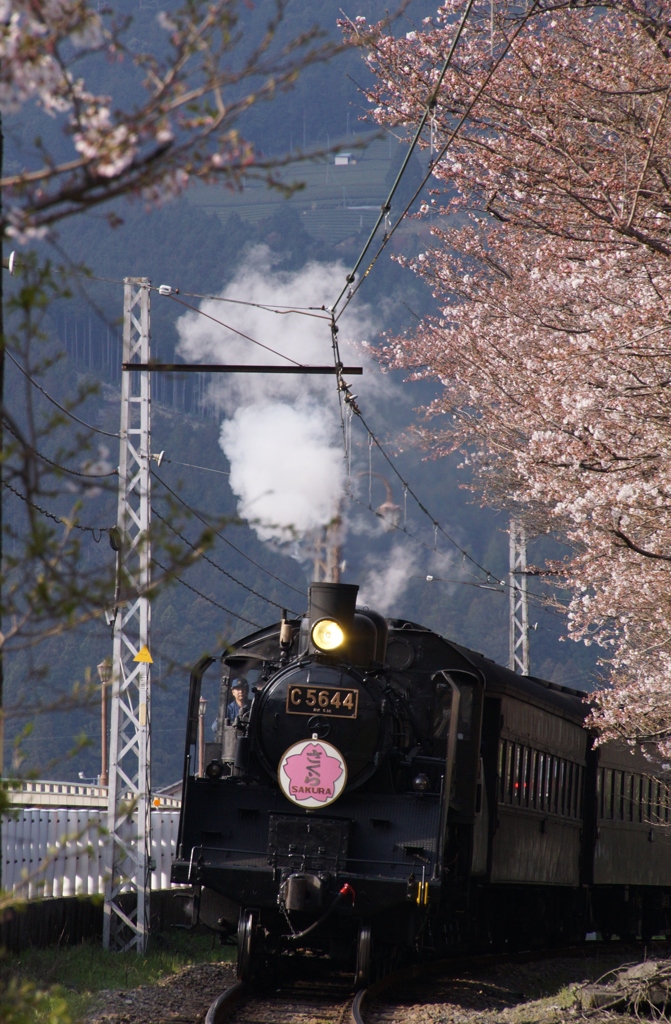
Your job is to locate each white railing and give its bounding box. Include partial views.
[2,808,180,897]
[4,780,181,810]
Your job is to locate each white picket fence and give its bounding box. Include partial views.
[2,808,180,897]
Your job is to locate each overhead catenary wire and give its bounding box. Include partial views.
[6,349,121,439]
[411,573,504,592]
[151,469,306,599]
[161,456,230,477]
[170,290,332,321]
[3,478,112,538]
[350,407,499,583]
[166,294,304,366]
[346,490,556,615]
[43,261,333,323]
[331,0,478,317]
[152,558,261,629]
[335,0,540,322]
[3,418,117,479]
[324,1,544,598]
[152,506,300,616]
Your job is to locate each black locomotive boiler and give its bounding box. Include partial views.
[171,581,671,981]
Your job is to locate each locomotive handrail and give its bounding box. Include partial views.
[433,670,461,875]
[196,845,433,870]
[177,656,216,859]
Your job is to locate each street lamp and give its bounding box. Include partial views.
[97,659,112,787]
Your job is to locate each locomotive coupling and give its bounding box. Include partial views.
[280,872,324,912]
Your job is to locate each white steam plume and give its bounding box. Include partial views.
[221,402,343,540]
[358,542,419,615]
[175,247,387,544]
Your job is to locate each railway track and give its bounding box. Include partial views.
[203,943,659,1024]
[204,969,357,1024]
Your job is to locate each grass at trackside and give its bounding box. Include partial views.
[1,931,236,1023]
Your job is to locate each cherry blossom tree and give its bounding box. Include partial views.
[1,0,340,240]
[0,0,339,752]
[0,8,337,1009]
[349,0,671,750]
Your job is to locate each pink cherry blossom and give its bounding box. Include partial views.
[349,0,671,751]
[1,0,342,238]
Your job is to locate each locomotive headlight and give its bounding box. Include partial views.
[311,618,345,652]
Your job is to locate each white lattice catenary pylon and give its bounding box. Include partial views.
[103,278,153,952]
[509,518,529,676]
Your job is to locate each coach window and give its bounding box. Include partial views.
[513,744,523,804]
[551,757,559,814]
[544,755,552,811]
[558,760,566,816]
[522,746,531,806]
[608,769,615,818]
[566,764,573,818]
[498,740,506,802]
[616,771,625,821]
[606,769,615,819]
[506,742,515,803]
[529,749,538,808]
[575,766,581,817]
[639,775,647,822]
[537,752,546,811]
[565,765,577,819]
[623,773,632,821]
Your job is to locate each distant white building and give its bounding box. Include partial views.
[334,153,355,166]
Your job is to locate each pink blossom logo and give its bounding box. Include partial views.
[278,740,347,808]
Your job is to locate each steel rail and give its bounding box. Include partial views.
[204,980,247,1024]
[203,941,638,1024]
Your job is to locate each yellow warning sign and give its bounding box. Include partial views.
[134,645,153,664]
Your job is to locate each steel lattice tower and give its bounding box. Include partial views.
[509,518,529,675]
[103,278,152,952]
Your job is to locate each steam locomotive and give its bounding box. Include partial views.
[171,581,671,982]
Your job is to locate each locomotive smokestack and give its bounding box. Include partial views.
[308,582,358,633]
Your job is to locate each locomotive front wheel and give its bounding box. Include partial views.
[236,908,257,983]
[355,922,372,988]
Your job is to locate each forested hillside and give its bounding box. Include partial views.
[2,0,598,785]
